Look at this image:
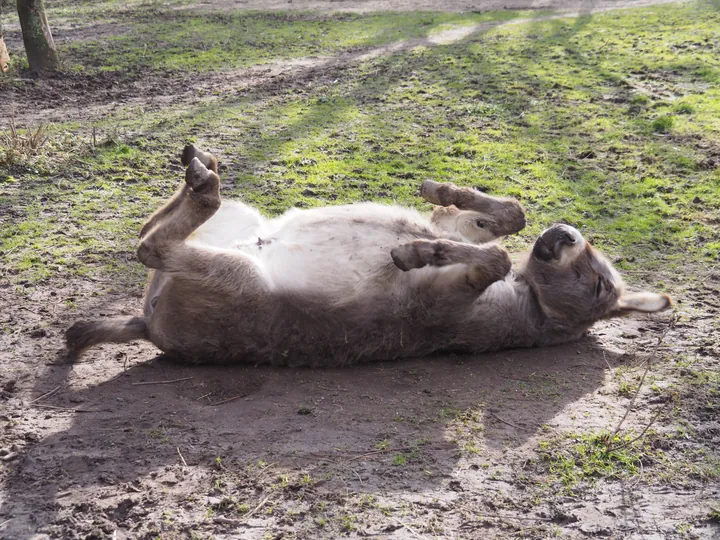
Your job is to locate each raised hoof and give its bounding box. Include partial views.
[420,180,457,207]
[181,144,219,174]
[185,157,220,198]
[391,241,436,271]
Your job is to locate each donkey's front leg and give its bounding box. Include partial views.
[422,180,526,239]
[392,239,511,292]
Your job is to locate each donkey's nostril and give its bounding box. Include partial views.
[562,232,576,245]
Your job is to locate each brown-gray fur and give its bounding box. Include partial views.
[66,146,671,367]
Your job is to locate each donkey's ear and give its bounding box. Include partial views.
[616,291,672,313]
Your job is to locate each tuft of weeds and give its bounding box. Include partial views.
[651,115,675,133]
[674,102,695,115]
[392,454,407,466]
[0,115,50,165]
[707,508,720,524]
[618,381,638,397]
[339,514,357,532]
[537,432,658,489]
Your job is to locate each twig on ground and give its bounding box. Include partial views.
[608,316,677,443]
[392,517,422,539]
[131,377,193,386]
[0,518,12,528]
[628,457,645,488]
[610,402,671,451]
[209,394,246,406]
[350,467,364,486]
[33,403,96,412]
[177,447,188,468]
[489,412,525,430]
[245,495,272,520]
[462,513,554,524]
[195,392,213,401]
[252,462,277,483]
[602,350,613,372]
[28,385,61,404]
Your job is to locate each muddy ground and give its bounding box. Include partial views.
[1,0,719,538]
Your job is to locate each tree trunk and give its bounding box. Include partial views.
[16,0,59,73]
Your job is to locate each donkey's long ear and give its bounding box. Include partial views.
[616,291,672,313]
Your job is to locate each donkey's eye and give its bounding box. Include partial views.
[476,220,486,229]
[595,278,603,298]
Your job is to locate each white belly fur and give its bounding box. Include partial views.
[187,201,438,296]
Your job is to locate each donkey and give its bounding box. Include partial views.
[66,146,671,366]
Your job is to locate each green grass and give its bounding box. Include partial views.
[1,1,719,287]
[538,432,651,489]
[2,2,544,74]
[66,10,547,74]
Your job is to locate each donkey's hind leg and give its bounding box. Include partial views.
[137,157,221,270]
[137,158,269,297]
[140,144,219,239]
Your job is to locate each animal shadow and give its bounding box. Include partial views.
[1,329,611,536]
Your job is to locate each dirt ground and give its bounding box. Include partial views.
[1,0,719,538]
[2,280,718,539]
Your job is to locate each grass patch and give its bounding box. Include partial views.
[652,115,675,133]
[2,4,543,75]
[538,432,652,489]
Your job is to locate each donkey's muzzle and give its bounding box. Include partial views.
[533,224,579,261]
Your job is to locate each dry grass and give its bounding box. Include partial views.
[0,113,50,165]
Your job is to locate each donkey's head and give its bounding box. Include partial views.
[523,224,671,327]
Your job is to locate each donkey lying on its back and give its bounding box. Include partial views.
[66,145,671,366]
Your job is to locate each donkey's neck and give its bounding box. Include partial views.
[464,267,587,352]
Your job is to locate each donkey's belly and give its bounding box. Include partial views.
[239,205,440,294]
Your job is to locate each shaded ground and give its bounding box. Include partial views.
[1,0,719,538]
